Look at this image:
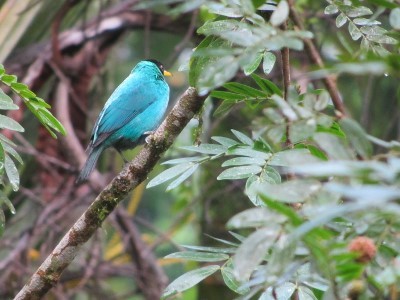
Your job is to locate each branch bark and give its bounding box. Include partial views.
[13,87,207,300]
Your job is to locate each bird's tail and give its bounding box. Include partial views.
[76,147,102,184]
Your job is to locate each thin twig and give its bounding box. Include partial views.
[280,20,293,147]
[167,10,199,66]
[113,208,168,299]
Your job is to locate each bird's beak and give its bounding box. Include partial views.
[163,70,172,77]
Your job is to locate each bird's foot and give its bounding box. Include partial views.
[116,149,129,164]
[144,131,155,144]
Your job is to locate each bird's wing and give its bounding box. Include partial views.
[90,81,158,148]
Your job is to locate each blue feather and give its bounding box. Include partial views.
[77,60,170,183]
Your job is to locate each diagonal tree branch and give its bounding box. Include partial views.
[14,87,207,300]
[288,1,347,117]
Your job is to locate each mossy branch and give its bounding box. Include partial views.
[13,87,206,300]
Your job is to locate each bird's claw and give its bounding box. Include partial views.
[145,135,152,144]
[144,131,155,144]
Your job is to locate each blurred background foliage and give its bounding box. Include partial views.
[0,0,399,299]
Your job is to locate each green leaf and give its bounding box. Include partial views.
[189,36,216,86]
[347,6,373,18]
[262,52,276,74]
[0,74,17,85]
[289,119,316,143]
[360,25,387,36]
[260,282,297,300]
[390,8,400,30]
[19,89,36,99]
[165,251,229,262]
[227,207,286,229]
[211,136,240,147]
[251,73,282,95]
[233,227,278,280]
[197,55,240,94]
[0,190,15,214]
[0,133,16,147]
[315,90,330,111]
[168,0,204,16]
[255,179,321,203]
[10,82,29,92]
[162,265,220,299]
[147,163,195,188]
[198,19,243,36]
[181,143,226,155]
[245,167,281,206]
[134,0,182,9]
[213,101,236,117]
[271,94,297,120]
[182,245,236,254]
[37,108,66,136]
[0,90,19,110]
[243,51,263,76]
[324,4,338,15]
[217,27,258,47]
[263,166,281,184]
[0,115,24,132]
[2,142,23,164]
[224,82,267,98]
[218,165,262,180]
[261,196,303,226]
[229,231,245,242]
[313,132,355,160]
[222,156,265,167]
[162,156,205,165]
[336,13,347,28]
[307,144,328,161]
[339,118,372,159]
[211,91,246,101]
[348,22,362,40]
[270,0,289,27]
[32,97,51,108]
[231,129,254,145]
[204,234,239,247]
[166,164,199,191]
[269,149,320,167]
[221,266,249,294]
[207,3,243,18]
[353,18,380,26]
[4,155,19,191]
[267,125,286,143]
[297,286,317,300]
[239,0,255,15]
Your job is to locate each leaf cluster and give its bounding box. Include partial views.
[325,0,397,56]
[143,0,400,298]
[0,64,66,235]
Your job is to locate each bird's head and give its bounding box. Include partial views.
[133,59,172,77]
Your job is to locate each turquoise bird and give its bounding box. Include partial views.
[77,59,171,183]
